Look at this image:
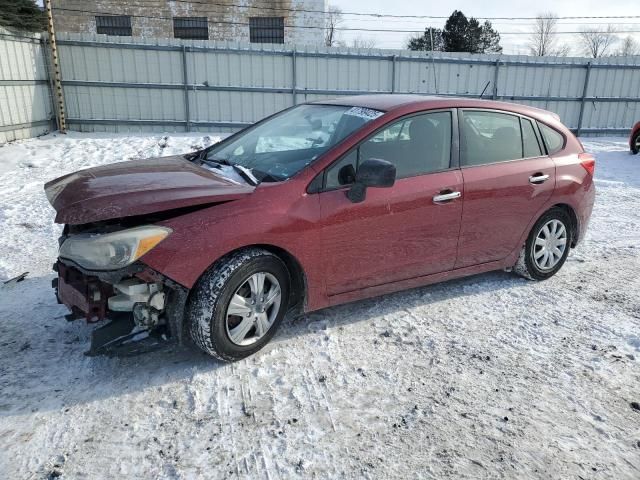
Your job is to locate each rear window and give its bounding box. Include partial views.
[538,122,565,154]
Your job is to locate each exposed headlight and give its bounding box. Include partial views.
[59,225,172,271]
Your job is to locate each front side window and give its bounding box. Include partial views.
[96,16,132,36]
[173,17,209,40]
[249,17,285,44]
[538,122,565,154]
[325,111,452,189]
[325,150,357,189]
[461,110,523,166]
[205,104,383,182]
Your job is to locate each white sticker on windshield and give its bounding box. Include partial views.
[344,106,383,121]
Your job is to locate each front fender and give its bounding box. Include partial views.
[139,180,326,310]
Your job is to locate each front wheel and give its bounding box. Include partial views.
[187,248,290,361]
[632,131,640,155]
[514,208,573,281]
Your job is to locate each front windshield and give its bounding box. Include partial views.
[205,104,383,182]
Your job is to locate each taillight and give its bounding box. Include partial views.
[579,152,595,176]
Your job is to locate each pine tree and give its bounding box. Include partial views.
[441,10,502,53]
[407,27,444,51]
[466,17,484,53]
[442,10,469,52]
[479,21,502,53]
[0,0,45,33]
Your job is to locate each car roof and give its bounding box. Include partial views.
[314,94,439,111]
[313,94,559,123]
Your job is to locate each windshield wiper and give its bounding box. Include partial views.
[232,164,259,186]
[202,156,258,186]
[201,155,229,167]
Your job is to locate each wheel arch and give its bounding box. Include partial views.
[252,244,307,313]
[551,203,579,247]
[192,243,308,314]
[506,201,581,268]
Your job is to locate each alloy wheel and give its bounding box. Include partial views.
[225,272,282,346]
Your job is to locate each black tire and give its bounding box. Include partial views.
[632,131,640,155]
[187,248,290,361]
[513,207,573,281]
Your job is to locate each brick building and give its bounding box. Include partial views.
[50,0,327,45]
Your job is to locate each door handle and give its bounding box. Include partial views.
[433,191,461,203]
[529,173,550,184]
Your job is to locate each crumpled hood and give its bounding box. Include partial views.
[44,155,255,225]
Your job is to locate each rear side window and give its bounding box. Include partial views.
[521,118,543,158]
[460,111,523,166]
[538,122,565,154]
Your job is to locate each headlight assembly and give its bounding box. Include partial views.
[59,225,172,271]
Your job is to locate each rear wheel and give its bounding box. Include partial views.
[632,131,640,155]
[514,208,573,281]
[187,248,290,361]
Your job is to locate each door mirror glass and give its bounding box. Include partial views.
[347,158,396,203]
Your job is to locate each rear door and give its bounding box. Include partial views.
[455,109,555,269]
[317,110,463,295]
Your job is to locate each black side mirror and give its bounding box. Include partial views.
[346,158,396,203]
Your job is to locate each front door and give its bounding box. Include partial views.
[317,110,463,296]
[455,109,556,268]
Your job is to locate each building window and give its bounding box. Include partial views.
[249,17,285,44]
[95,16,132,36]
[173,17,209,40]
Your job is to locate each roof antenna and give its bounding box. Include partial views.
[479,81,491,98]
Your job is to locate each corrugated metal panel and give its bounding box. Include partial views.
[3,32,640,140]
[0,29,53,143]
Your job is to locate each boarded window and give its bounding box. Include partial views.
[95,16,132,36]
[173,17,209,40]
[249,17,285,44]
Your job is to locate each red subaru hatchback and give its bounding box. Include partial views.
[46,95,595,360]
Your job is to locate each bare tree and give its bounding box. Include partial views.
[579,26,617,58]
[528,13,570,56]
[349,37,377,49]
[325,5,343,47]
[615,36,640,56]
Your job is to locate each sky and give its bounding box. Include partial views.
[330,0,639,54]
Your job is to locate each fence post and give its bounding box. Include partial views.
[181,45,190,131]
[292,48,297,105]
[577,61,592,137]
[44,0,66,133]
[41,36,58,131]
[492,59,500,99]
[391,55,397,93]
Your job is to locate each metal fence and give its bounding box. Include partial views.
[0,29,55,143]
[2,31,640,144]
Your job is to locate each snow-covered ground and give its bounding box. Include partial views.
[0,133,639,479]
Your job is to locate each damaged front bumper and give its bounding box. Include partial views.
[53,260,188,356]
